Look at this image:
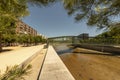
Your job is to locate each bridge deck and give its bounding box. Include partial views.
[39,46,75,80]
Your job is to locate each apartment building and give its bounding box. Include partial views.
[16,20,37,36]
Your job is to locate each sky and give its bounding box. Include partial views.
[22,2,104,38]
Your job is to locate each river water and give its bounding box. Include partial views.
[54,44,73,54]
[54,44,120,80]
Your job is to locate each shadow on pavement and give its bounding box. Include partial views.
[1,49,12,53]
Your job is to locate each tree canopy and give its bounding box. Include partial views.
[27,0,56,6]
[0,0,29,51]
[1,0,120,31]
[0,0,29,32]
[97,23,120,38]
[25,0,120,29]
[63,0,120,29]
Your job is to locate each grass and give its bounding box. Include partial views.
[0,64,32,80]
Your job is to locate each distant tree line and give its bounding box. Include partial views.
[79,24,120,45]
[1,33,47,47]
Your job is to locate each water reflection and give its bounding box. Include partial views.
[54,44,73,55]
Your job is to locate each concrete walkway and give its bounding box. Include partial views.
[0,44,44,74]
[39,46,75,80]
[24,49,47,80]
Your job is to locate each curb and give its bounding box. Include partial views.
[19,45,44,67]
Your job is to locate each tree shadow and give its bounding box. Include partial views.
[1,49,13,53]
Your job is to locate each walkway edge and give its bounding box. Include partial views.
[19,45,44,67]
[39,46,75,80]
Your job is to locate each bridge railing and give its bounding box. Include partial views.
[78,37,120,46]
[49,36,120,46]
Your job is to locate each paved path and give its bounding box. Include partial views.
[0,45,44,74]
[39,46,75,80]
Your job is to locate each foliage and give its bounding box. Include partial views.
[82,23,120,45]
[34,36,42,43]
[27,0,57,6]
[63,0,120,28]
[0,0,29,31]
[0,0,29,51]
[26,0,120,29]
[96,23,120,38]
[1,33,47,46]
[0,65,32,80]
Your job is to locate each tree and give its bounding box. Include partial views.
[63,0,120,28]
[26,0,120,30]
[34,36,42,45]
[27,0,56,6]
[0,0,29,52]
[93,23,120,44]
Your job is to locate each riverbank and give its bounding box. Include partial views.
[71,44,120,54]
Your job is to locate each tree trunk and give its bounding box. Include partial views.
[0,32,2,52]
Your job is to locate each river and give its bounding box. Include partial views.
[54,44,120,80]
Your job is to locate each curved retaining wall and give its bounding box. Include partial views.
[73,44,120,54]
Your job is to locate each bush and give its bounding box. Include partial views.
[0,65,32,80]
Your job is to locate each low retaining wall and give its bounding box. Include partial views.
[39,46,75,80]
[19,45,44,67]
[0,45,44,74]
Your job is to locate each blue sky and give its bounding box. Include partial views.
[22,2,104,38]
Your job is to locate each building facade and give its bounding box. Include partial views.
[78,33,89,39]
[16,20,37,36]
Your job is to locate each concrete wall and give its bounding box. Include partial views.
[73,44,120,54]
[39,46,75,80]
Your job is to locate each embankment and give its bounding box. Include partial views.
[72,44,120,54]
